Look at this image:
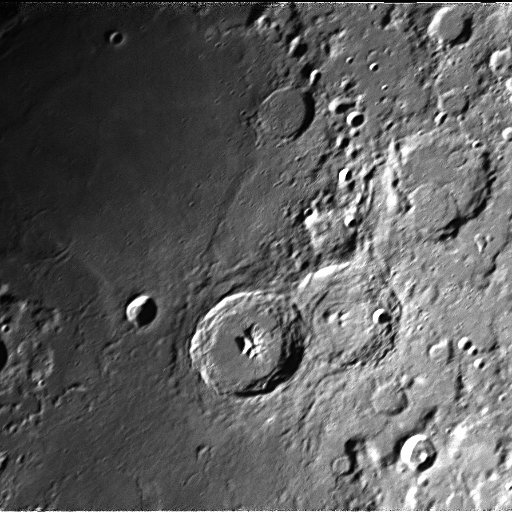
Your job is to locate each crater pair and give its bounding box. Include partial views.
[190,260,401,396]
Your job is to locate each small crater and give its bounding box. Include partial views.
[328,96,355,115]
[308,69,321,86]
[468,345,479,357]
[438,88,468,117]
[126,295,158,328]
[331,454,352,476]
[106,30,126,47]
[502,127,512,142]
[344,214,357,229]
[371,380,408,416]
[473,357,486,370]
[288,36,307,58]
[428,338,450,363]
[0,451,7,472]
[489,48,512,77]
[457,336,472,351]
[338,168,353,184]
[400,434,437,472]
[435,112,447,126]
[344,438,363,473]
[372,308,391,325]
[347,111,365,128]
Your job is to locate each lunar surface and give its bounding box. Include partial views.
[3,3,512,510]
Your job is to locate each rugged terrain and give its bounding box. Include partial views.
[2,3,512,510]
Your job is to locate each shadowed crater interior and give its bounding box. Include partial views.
[0,340,8,372]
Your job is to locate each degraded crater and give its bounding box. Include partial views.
[371,380,408,416]
[427,5,473,46]
[385,126,491,240]
[411,182,458,239]
[295,260,401,368]
[189,291,304,396]
[258,86,313,141]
